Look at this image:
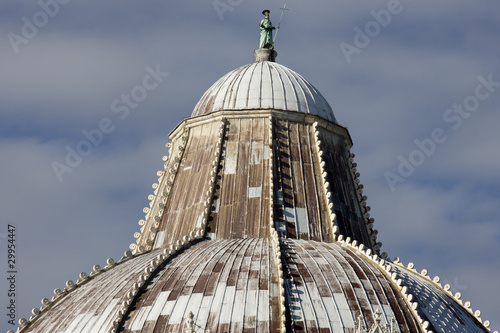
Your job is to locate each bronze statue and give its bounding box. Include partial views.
[259,10,278,49]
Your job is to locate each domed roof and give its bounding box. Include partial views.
[192,61,337,123]
[20,238,490,333]
[14,50,495,333]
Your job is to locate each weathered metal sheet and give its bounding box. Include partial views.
[122,238,278,333]
[191,62,337,123]
[281,239,422,333]
[317,127,373,248]
[274,119,334,242]
[211,117,270,240]
[24,227,480,333]
[25,251,160,333]
[389,264,489,333]
[151,121,221,249]
[20,111,491,333]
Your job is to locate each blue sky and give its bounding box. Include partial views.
[1,0,499,331]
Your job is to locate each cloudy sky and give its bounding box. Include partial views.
[1,0,499,331]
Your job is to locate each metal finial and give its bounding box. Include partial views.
[273,3,290,45]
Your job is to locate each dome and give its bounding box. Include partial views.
[192,61,337,123]
[14,48,495,333]
[22,239,489,333]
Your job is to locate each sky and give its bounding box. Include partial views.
[0,0,499,331]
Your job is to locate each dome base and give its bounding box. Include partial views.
[254,48,277,62]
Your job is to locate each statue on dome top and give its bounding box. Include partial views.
[259,9,278,49]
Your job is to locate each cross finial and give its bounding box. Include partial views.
[273,3,290,45]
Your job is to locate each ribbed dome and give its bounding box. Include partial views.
[21,239,489,333]
[14,50,495,333]
[192,61,337,123]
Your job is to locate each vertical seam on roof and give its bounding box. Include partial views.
[258,62,263,109]
[350,252,410,329]
[295,73,317,112]
[281,64,308,113]
[222,65,246,110]
[231,63,253,110]
[309,84,331,122]
[295,71,317,101]
[205,238,249,327]
[210,70,240,113]
[182,239,245,328]
[293,71,335,122]
[335,246,375,328]
[271,63,286,110]
[264,62,275,109]
[295,240,344,331]
[195,239,242,330]
[342,248,395,326]
[311,243,347,330]
[275,64,292,111]
[245,63,260,109]
[320,242,361,327]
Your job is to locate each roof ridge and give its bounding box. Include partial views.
[14,250,140,332]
